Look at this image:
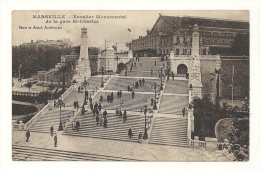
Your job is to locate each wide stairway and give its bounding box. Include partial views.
[119,57,166,77]
[12,145,139,161]
[149,117,187,147]
[29,90,85,134]
[63,112,144,142]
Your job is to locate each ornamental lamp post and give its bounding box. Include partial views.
[151,81,159,110]
[56,98,65,131]
[82,77,89,105]
[99,66,105,87]
[140,102,153,139]
[160,66,163,90]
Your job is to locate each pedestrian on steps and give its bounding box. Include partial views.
[54,135,58,147]
[132,91,135,99]
[123,109,127,123]
[96,115,99,126]
[50,125,54,136]
[138,132,142,144]
[26,130,30,142]
[182,107,186,117]
[98,103,102,112]
[128,127,133,138]
[104,116,108,128]
[99,116,103,126]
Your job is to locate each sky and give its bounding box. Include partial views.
[13,10,249,52]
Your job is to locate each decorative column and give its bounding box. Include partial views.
[189,24,203,98]
[170,50,175,72]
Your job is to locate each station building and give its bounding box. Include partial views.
[130,14,249,56]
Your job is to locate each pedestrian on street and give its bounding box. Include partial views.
[98,103,101,112]
[100,95,103,102]
[26,130,30,142]
[110,94,114,103]
[94,102,98,110]
[78,86,80,94]
[182,107,186,117]
[54,135,58,147]
[128,127,133,138]
[50,126,54,136]
[151,98,154,107]
[138,132,142,144]
[127,85,130,92]
[123,109,127,123]
[111,92,113,99]
[151,68,153,75]
[92,109,96,118]
[89,96,92,103]
[132,91,135,99]
[96,115,99,126]
[104,117,108,128]
[117,91,120,98]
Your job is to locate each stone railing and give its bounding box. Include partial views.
[12,91,39,97]
[175,55,191,58]
[23,103,50,130]
[200,55,218,58]
[60,85,74,101]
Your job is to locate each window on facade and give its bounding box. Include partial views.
[175,36,180,44]
[228,40,232,43]
[205,32,211,36]
[221,40,226,43]
[206,38,211,42]
[213,39,218,43]
[221,33,226,37]
[176,49,180,55]
[212,32,219,36]
[227,33,233,37]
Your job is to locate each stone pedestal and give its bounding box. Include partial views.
[194,136,199,149]
[205,137,218,150]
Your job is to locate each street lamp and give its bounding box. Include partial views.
[160,66,163,90]
[151,81,160,110]
[99,66,105,87]
[140,102,153,139]
[56,98,65,131]
[82,77,89,105]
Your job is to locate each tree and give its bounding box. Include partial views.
[25,81,33,92]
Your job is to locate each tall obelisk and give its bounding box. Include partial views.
[190,24,203,98]
[80,27,91,79]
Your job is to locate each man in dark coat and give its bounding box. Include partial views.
[128,127,133,138]
[100,95,103,102]
[90,102,93,111]
[76,121,80,131]
[119,110,122,118]
[151,98,154,107]
[98,103,101,112]
[127,85,130,92]
[94,102,98,110]
[104,117,108,128]
[92,109,96,118]
[119,90,122,98]
[132,91,135,99]
[123,110,127,123]
[26,130,30,142]
[96,115,99,126]
[138,132,142,144]
[78,86,80,93]
[89,97,92,103]
[142,78,145,85]
[182,107,186,117]
[117,91,120,98]
[85,90,88,100]
[50,126,54,136]
[103,110,107,117]
[54,135,58,147]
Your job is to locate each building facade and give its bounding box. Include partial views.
[130,14,249,56]
[22,38,73,48]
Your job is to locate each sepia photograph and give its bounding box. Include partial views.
[10,10,252,162]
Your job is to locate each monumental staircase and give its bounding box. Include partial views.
[149,116,188,147]
[12,145,139,161]
[62,112,144,142]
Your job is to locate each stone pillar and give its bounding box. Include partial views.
[188,87,193,103]
[106,47,115,72]
[191,24,200,56]
[194,136,199,149]
[170,50,175,72]
[128,50,133,59]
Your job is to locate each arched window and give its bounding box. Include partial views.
[221,39,226,43]
[213,39,218,43]
[206,38,211,42]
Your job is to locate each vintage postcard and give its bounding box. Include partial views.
[11,10,250,162]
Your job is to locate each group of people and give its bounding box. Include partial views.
[115,108,128,123]
[128,127,143,144]
[131,78,145,90]
[95,110,109,128]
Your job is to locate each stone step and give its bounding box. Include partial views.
[13,145,139,161]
